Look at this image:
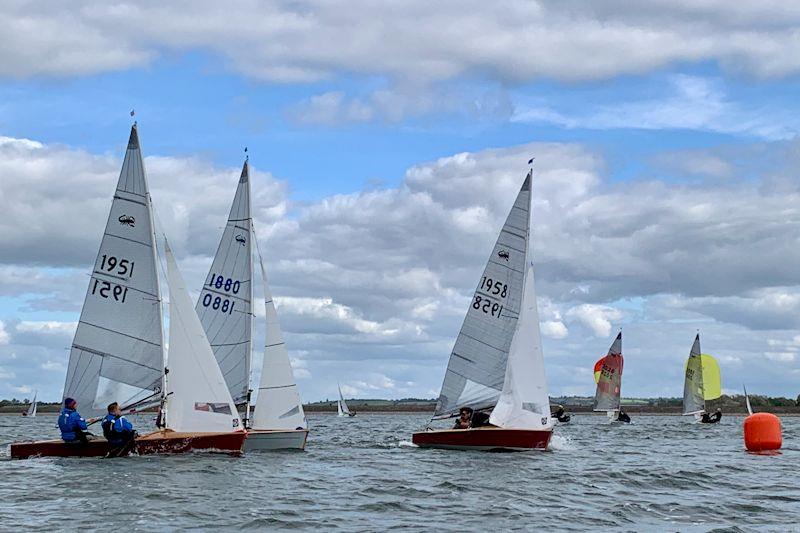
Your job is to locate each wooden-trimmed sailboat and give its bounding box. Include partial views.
[196,158,308,451]
[10,125,245,459]
[412,169,553,452]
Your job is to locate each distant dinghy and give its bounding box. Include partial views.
[197,159,308,451]
[337,384,355,417]
[412,169,553,452]
[11,125,245,459]
[682,334,721,421]
[23,391,37,417]
[593,332,628,423]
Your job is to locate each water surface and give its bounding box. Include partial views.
[1,413,798,531]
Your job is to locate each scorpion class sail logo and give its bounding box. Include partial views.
[235,234,247,246]
[118,215,135,227]
[498,250,510,261]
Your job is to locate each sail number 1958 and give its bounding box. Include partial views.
[472,295,503,318]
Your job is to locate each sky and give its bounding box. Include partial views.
[1,1,800,403]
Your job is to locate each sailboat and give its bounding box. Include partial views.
[682,334,721,421]
[593,332,627,422]
[412,169,553,452]
[11,125,246,459]
[23,391,37,417]
[337,384,355,417]
[197,159,308,451]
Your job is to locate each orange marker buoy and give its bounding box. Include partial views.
[743,412,782,452]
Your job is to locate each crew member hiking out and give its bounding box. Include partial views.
[701,408,722,424]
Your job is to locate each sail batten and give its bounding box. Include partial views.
[63,125,165,416]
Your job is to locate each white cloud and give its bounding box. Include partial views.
[3,2,800,83]
[541,321,569,340]
[0,320,9,345]
[566,304,623,337]
[17,321,77,336]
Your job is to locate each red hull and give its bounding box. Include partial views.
[134,430,246,456]
[412,427,552,452]
[10,430,246,459]
[10,439,128,459]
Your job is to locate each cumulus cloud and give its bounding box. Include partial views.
[2,133,800,400]
[3,1,800,83]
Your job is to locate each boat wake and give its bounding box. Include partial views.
[397,440,418,448]
[548,434,576,451]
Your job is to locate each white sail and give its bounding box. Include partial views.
[26,391,37,417]
[164,241,242,433]
[250,257,307,430]
[683,334,705,416]
[433,173,532,419]
[196,161,253,404]
[63,125,165,417]
[490,259,552,430]
[338,384,351,416]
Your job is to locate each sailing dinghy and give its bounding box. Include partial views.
[412,170,553,452]
[682,334,721,421]
[593,332,627,422]
[197,159,308,451]
[10,125,245,459]
[337,384,355,417]
[23,391,37,417]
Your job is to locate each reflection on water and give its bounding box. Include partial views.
[1,413,798,530]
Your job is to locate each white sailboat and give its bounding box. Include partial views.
[12,125,245,459]
[412,168,553,452]
[197,159,308,451]
[682,333,722,422]
[337,384,354,417]
[24,391,37,417]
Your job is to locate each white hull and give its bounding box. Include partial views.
[244,429,308,451]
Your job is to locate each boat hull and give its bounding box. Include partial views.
[10,439,130,459]
[135,430,246,456]
[411,427,552,452]
[244,429,308,451]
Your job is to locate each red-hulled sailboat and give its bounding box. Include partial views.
[10,124,245,459]
[412,166,554,452]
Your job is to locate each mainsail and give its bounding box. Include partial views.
[593,332,623,412]
[250,257,307,430]
[26,391,37,417]
[164,241,242,433]
[63,125,165,417]
[338,384,351,416]
[683,334,722,416]
[196,161,253,404]
[433,171,551,430]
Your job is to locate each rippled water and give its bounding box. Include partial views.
[1,413,798,531]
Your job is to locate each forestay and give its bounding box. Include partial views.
[593,333,623,412]
[196,161,253,404]
[63,126,165,417]
[164,242,242,433]
[251,257,307,430]
[433,173,532,419]
[683,334,705,415]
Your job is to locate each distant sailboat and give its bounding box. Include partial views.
[412,169,553,452]
[197,159,308,451]
[11,125,245,459]
[24,391,37,417]
[593,332,627,423]
[682,334,721,421]
[337,384,354,417]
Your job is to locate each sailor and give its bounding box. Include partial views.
[554,405,571,423]
[701,408,722,424]
[58,398,96,445]
[454,407,473,429]
[101,402,136,447]
[617,409,631,424]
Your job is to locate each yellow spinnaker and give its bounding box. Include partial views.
[700,354,721,400]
